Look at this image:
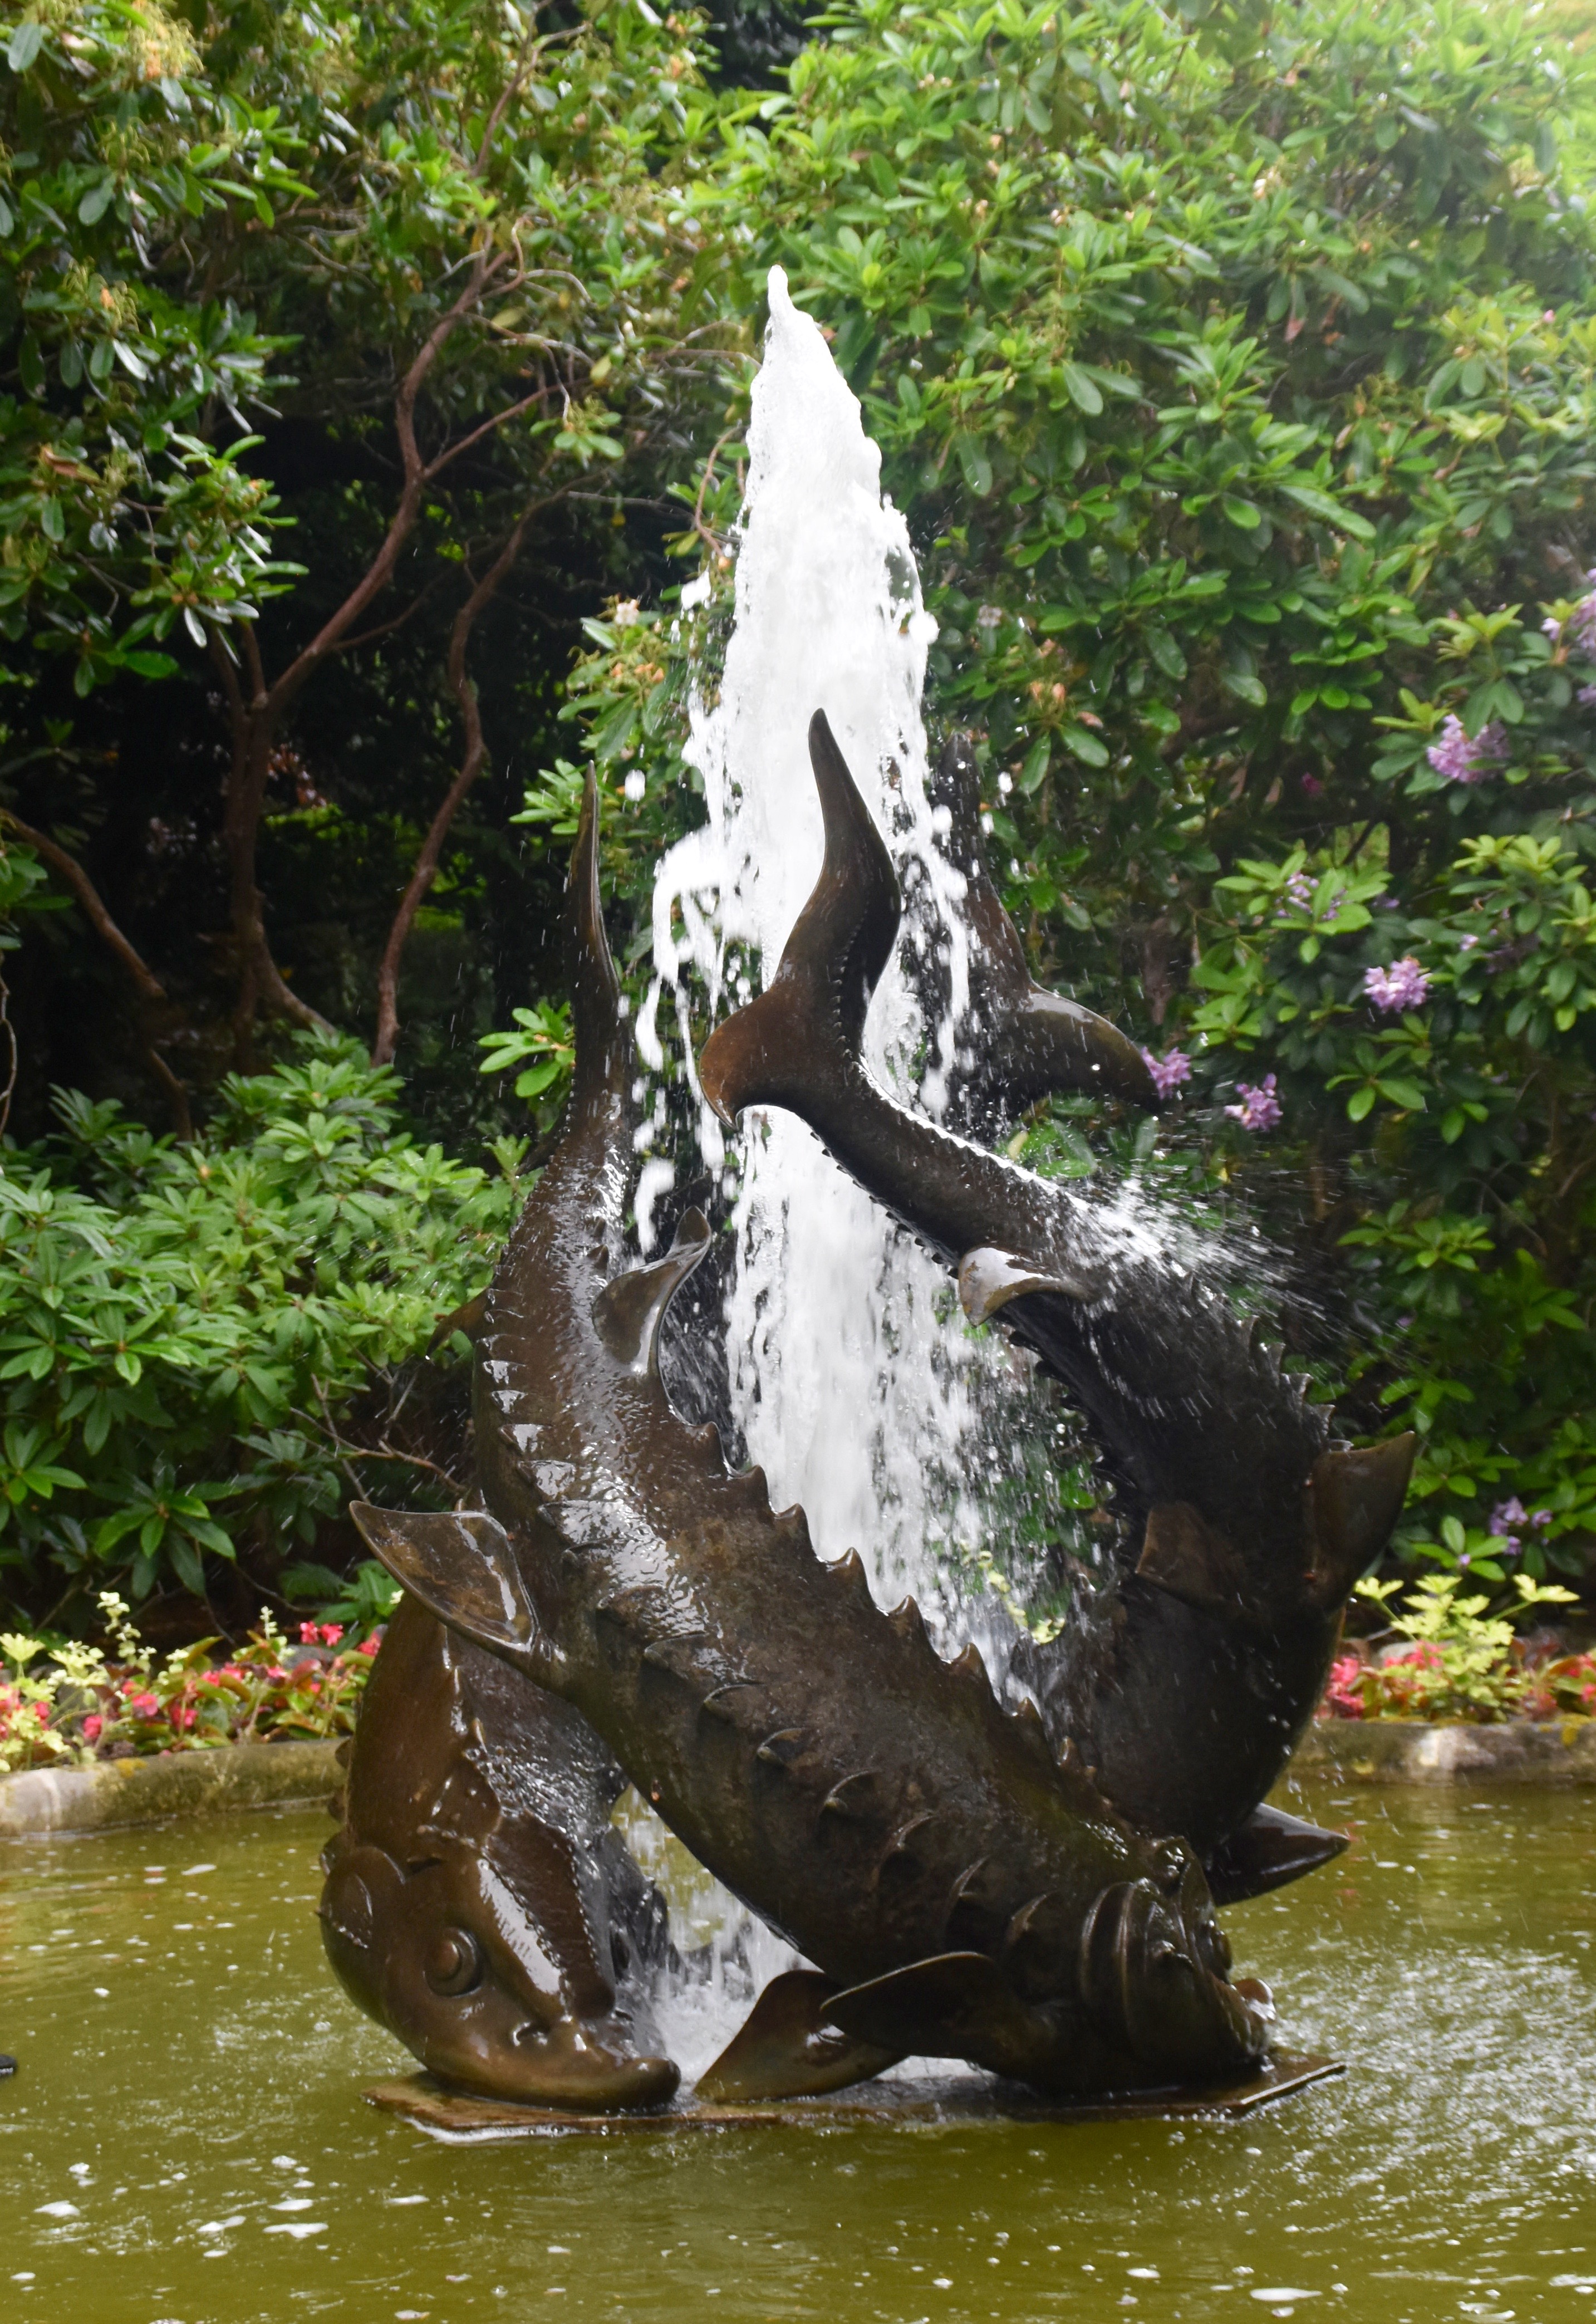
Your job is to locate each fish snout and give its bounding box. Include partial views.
[1079,1861,1270,2086]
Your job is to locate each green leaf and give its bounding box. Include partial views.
[1018,736,1052,795]
[954,434,993,498]
[7,20,44,70]
[1278,481,1376,542]
[1059,362,1103,416]
[1061,724,1109,767]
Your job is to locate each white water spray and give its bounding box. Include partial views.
[642,267,997,1623]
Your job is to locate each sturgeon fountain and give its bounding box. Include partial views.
[315,272,1415,2123]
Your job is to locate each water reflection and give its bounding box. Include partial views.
[2,1779,1593,2322]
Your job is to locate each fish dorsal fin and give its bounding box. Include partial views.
[566,768,630,1129]
[591,1208,712,1374]
[957,1244,1098,1325]
[1304,1433,1416,1607]
[696,1969,901,2103]
[698,710,900,1125]
[1204,1804,1348,1906]
[349,1502,562,1688]
[1135,1500,1245,1620]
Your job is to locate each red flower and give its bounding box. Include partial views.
[356,1636,380,1659]
[298,1621,320,1645]
[319,1624,344,1646]
[169,1703,196,1730]
[82,1714,103,1742]
[124,1691,159,1718]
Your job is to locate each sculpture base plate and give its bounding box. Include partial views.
[364,2051,1343,2142]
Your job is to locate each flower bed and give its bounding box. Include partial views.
[1,1592,379,1774]
[1320,1571,1595,1726]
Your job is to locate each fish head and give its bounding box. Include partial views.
[318,1834,677,2111]
[1079,1840,1271,2083]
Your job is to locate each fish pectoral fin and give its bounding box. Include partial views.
[823,1950,1041,2063]
[1204,1805,1349,1906]
[957,1246,1097,1326]
[1304,1433,1416,1608]
[696,710,900,1126]
[591,1209,713,1374]
[994,991,1157,1111]
[349,1502,562,1687]
[696,1969,902,2103]
[1134,1501,1246,1621]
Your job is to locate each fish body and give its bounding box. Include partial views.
[319,1590,677,2109]
[360,780,1270,2100]
[699,714,1413,1860]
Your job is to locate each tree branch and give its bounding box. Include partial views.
[3,811,166,1003]
[263,252,511,721]
[0,810,193,1135]
[371,504,545,1065]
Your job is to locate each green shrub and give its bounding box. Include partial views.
[0,1034,519,1624]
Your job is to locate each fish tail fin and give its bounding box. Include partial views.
[566,769,630,1126]
[698,710,900,1125]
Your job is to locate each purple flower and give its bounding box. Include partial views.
[1225,1073,1281,1131]
[1141,1046,1192,1098]
[1363,956,1430,1013]
[1490,1497,1528,1536]
[1299,773,1324,797]
[1578,684,1596,709]
[1569,592,1596,656]
[1425,715,1510,785]
[1279,870,1314,916]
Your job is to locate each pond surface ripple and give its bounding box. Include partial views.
[2,1778,1593,2323]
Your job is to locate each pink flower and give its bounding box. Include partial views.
[169,1703,196,1730]
[32,1700,49,1724]
[123,1691,159,1718]
[1426,715,1509,784]
[82,1714,103,1742]
[298,1621,320,1645]
[318,1624,344,1646]
[1140,1046,1192,1097]
[1323,1654,1366,1720]
[356,1636,381,1659]
[1225,1073,1282,1131]
[1364,956,1429,1013]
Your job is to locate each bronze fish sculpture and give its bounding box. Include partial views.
[319,1590,679,2109]
[699,713,1414,1885]
[353,777,1271,2103]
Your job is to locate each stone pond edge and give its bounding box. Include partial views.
[2,1717,1594,1840]
[0,1737,343,1839]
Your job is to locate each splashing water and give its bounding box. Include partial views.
[642,264,1003,1634]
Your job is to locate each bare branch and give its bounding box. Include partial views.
[2,810,166,1004]
[1,810,194,1134]
[371,502,548,1065]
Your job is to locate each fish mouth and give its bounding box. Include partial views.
[1079,1851,1271,2083]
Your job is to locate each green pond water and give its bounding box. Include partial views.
[2,1776,1594,2324]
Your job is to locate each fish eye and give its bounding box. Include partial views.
[425,1927,485,1996]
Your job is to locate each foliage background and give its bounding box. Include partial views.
[3,0,1595,1637]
